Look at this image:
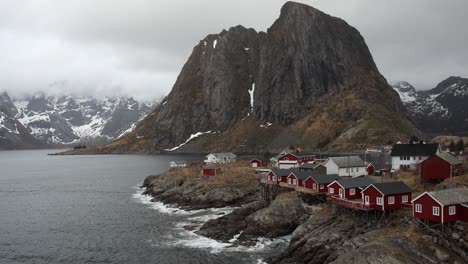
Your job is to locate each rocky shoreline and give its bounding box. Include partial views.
[141,167,468,263]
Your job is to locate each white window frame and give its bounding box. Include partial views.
[376,197,383,205]
[319,184,324,189]
[313,183,317,189]
[329,188,334,194]
[272,176,276,182]
[293,179,297,185]
[415,204,422,213]
[364,196,370,205]
[388,196,395,205]
[432,206,440,216]
[402,195,408,203]
[449,206,456,215]
[349,188,355,195]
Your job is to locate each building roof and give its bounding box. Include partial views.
[251,158,268,162]
[332,177,374,189]
[308,174,340,184]
[390,143,439,157]
[299,163,316,169]
[435,152,463,165]
[289,171,319,180]
[423,188,468,206]
[279,151,315,159]
[271,168,299,177]
[366,181,412,195]
[327,156,365,168]
[206,152,237,158]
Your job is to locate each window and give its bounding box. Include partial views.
[400,156,403,160]
[413,156,416,160]
[402,195,408,203]
[313,183,317,189]
[388,196,395,204]
[349,188,355,195]
[449,206,456,215]
[377,197,383,205]
[272,176,276,182]
[419,156,422,160]
[329,188,334,194]
[320,184,324,189]
[293,179,297,185]
[415,204,422,213]
[432,206,440,216]
[356,168,359,172]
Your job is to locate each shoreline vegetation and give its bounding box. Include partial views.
[141,162,468,263]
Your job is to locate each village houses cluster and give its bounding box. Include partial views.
[170,141,467,225]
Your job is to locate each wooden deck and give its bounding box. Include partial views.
[278,182,296,189]
[295,186,323,194]
[328,196,374,211]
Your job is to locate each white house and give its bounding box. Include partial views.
[390,142,440,170]
[204,152,237,164]
[323,156,366,178]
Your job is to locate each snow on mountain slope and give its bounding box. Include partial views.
[6,93,155,145]
[392,76,468,134]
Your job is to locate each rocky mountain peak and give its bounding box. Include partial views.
[103,2,420,153]
[430,76,468,97]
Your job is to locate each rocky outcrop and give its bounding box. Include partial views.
[101,1,420,153]
[141,166,260,210]
[393,76,468,135]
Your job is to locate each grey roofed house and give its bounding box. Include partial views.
[271,168,300,177]
[435,152,463,165]
[333,177,374,189]
[289,171,318,180]
[308,174,340,184]
[328,156,365,168]
[366,181,412,195]
[213,152,237,158]
[299,163,316,169]
[424,188,468,206]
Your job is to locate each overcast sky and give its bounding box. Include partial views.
[0,0,467,101]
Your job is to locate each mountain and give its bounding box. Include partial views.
[392,76,468,135]
[0,91,155,149]
[0,92,44,149]
[95,1,420,153]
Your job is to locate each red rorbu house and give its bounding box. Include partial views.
[327,178,374,210]
[265,169,298,183]
[420,152,464,182]
[278,152,315,169]
[366,163,375,175]
[286,171,314,187]
[202,167,222,176]
[361,182,412,211]
[250,158,269,168]
[412,188,468,224]
[303,174,339,193]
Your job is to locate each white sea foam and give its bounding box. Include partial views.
[132,188,197,215]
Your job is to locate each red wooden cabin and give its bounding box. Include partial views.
[250,158,269,168]
[412,188,468,223]
[278,152,315,169]
[366,163,375,175]
[286,171,314,187]
[203,167,222,176]
[303,174,339,193]
[327,178,374,200]
[266,169,298,183]
[420,152,464,181]
[361,182,412,211]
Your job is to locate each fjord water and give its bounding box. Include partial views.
[0,150,282,264]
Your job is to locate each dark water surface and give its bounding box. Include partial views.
[0,150,285,264]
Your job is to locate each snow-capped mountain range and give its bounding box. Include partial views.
[0,92,155,149]
[392,76,468,135]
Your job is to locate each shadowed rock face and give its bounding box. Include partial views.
[112,1,419,153]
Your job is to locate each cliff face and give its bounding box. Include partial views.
[108,1,419,153]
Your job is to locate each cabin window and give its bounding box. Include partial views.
[415,204,422,213]
[402,195,408,203]
[419,156,422,160]
[320,184,324,189]
[400,156,403,160]
[349,188,355,195]
[356,168,359,172]
[313,183,317,189]
[388,196,395,204]
[329,188,334,194]
[449,206,456,215]
[413,156,416,160]
[432,206,440,216]
[293,179,297,185]
[272,176,276,181]
[376,197,383,205]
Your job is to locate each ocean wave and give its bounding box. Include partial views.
[132,187,200,215]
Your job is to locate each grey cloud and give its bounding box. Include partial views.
[0,0,466,101]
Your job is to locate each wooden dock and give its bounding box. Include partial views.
[328,196,374,211]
